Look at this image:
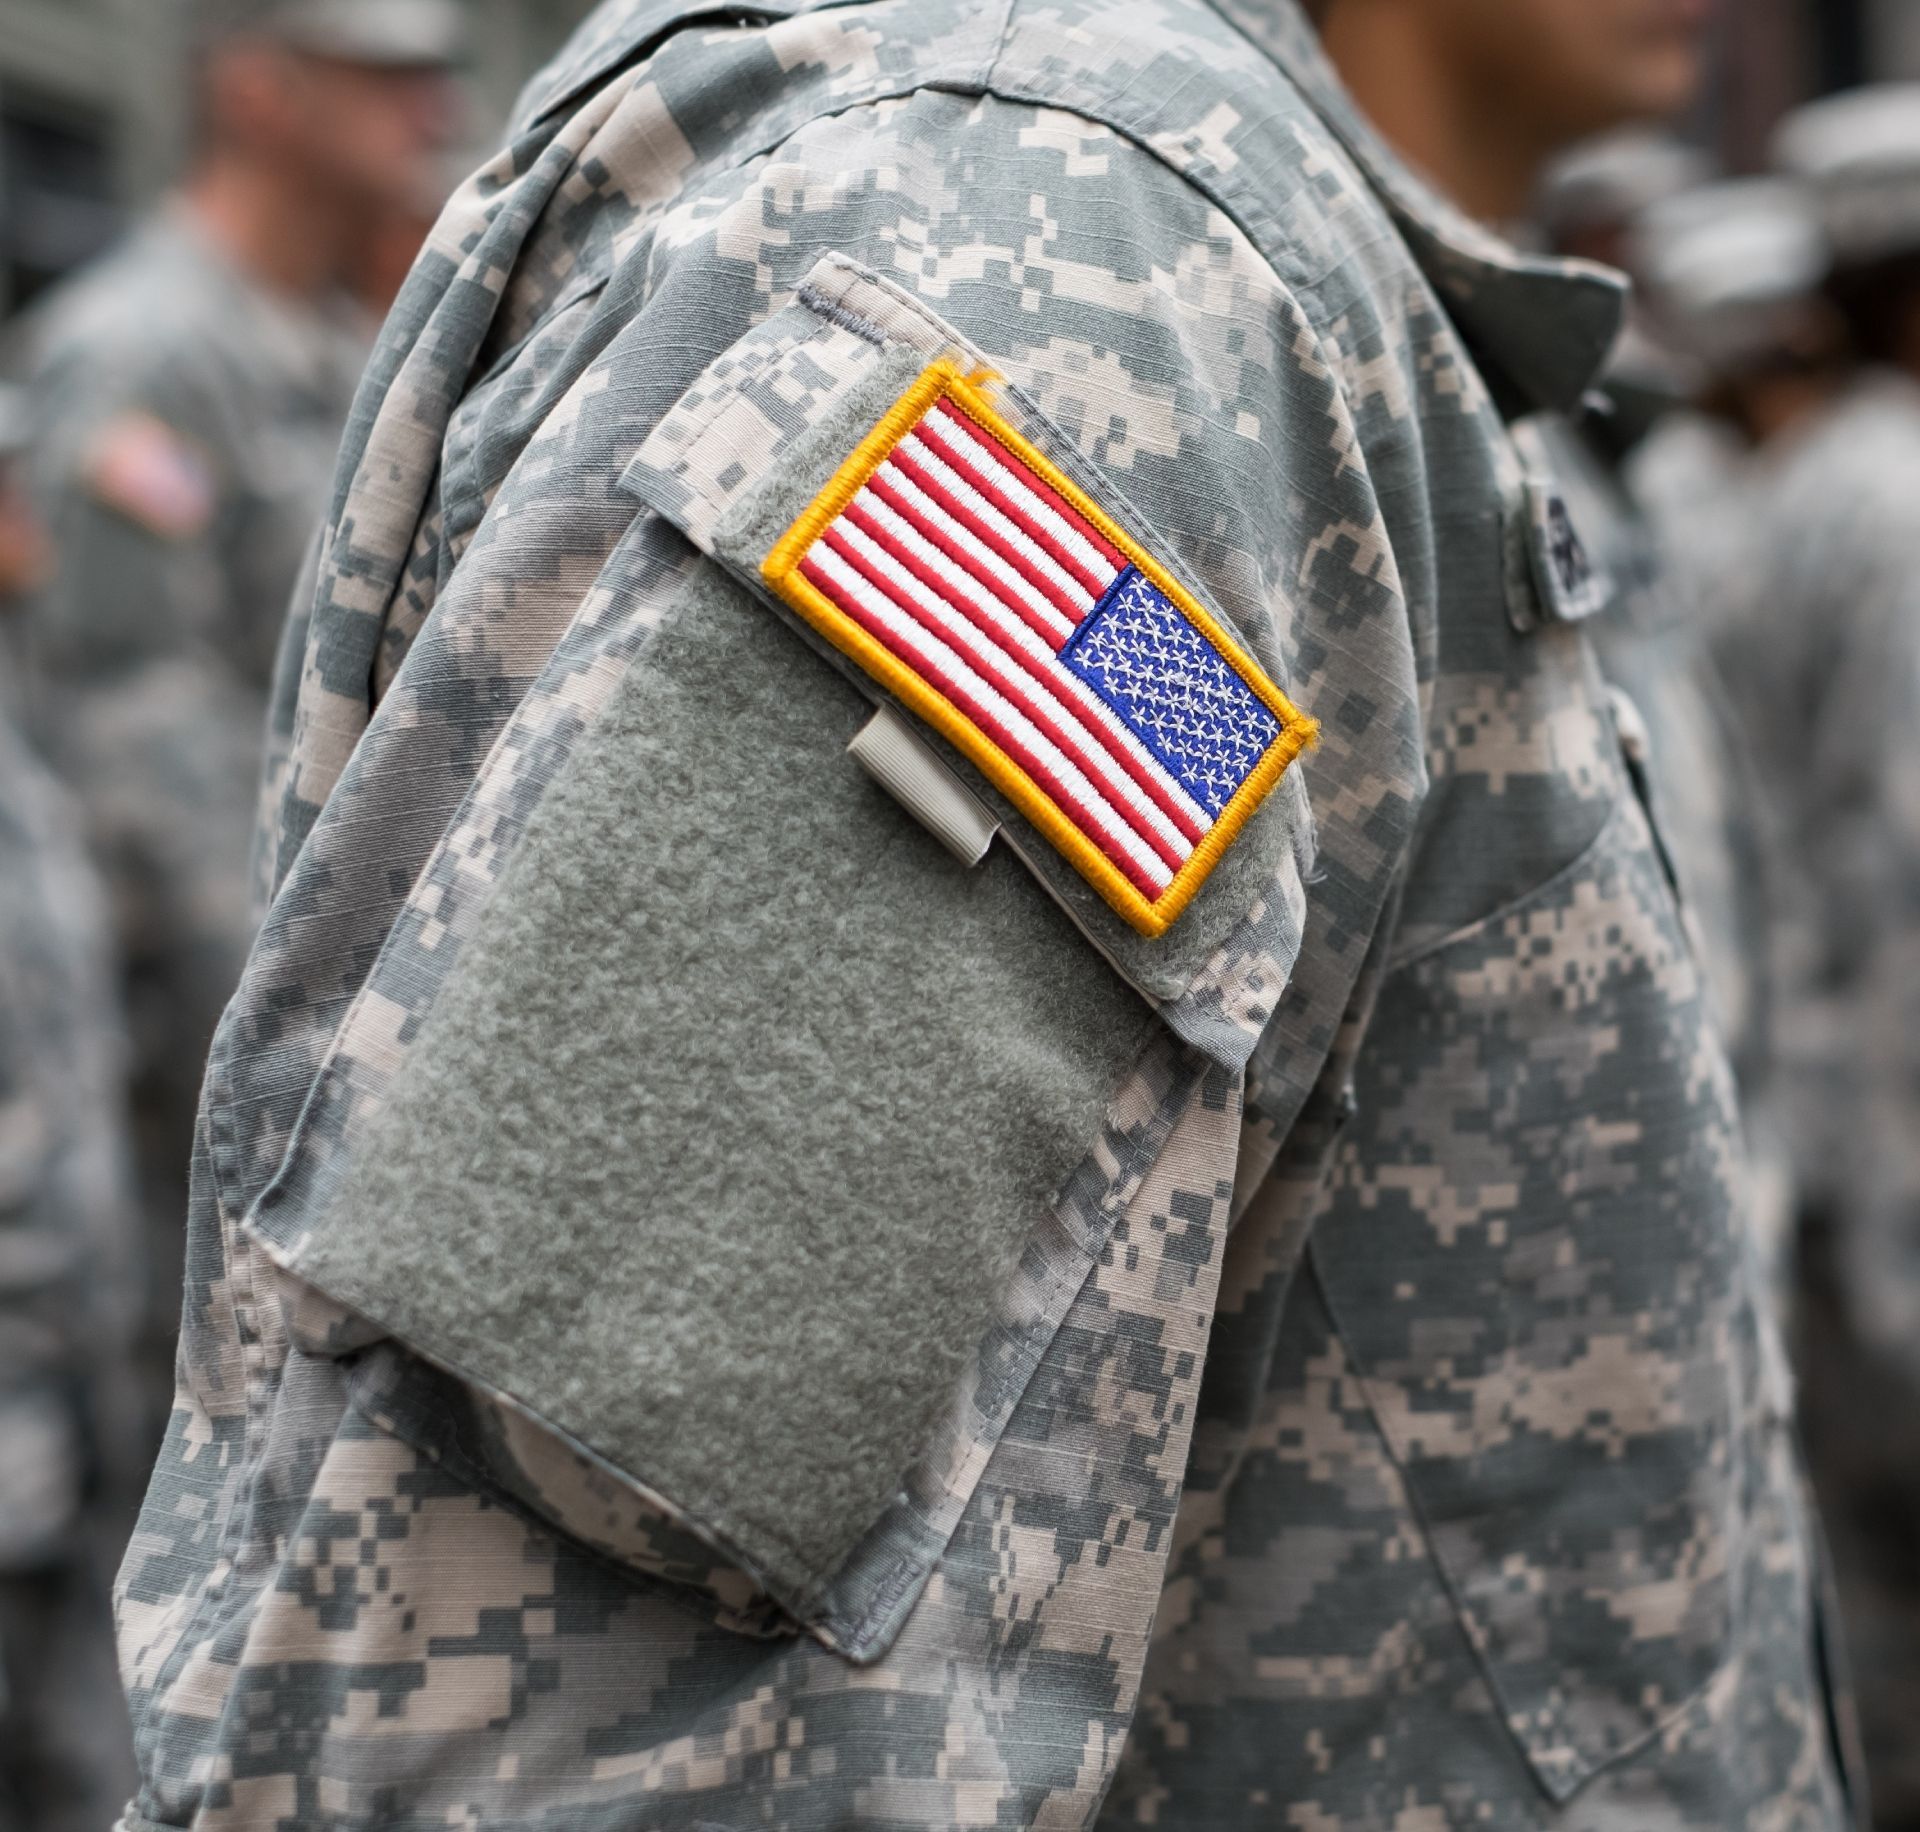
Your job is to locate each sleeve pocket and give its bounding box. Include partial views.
[242,257,1312,1663]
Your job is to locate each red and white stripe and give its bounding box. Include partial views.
[796,395,1212,899]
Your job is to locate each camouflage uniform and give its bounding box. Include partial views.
[1703,373,1920,1830]
[117,2,1853,1827]
[1520,411,1794,1295]
[0,686,143,1830]
[11,203,367,1404]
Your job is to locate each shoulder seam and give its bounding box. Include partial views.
[970,69,1340,311]
[613,61,1382,505]
[693,77,1377,490]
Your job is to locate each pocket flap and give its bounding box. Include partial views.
[246,256,1314,1665]
[255,541,1199,1655]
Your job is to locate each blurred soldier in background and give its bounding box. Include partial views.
[8,0,464,1442]
[1703,90,1920,1832]
[0,389,144,1830]
[1596,175,1846,1309]
[1537,128,1712,457]
[1629,175,1845,560]
[1539,126,1711,273]
[347,149,479,327]
[1632,106,1920,1830]
[1532,145,1798,1300]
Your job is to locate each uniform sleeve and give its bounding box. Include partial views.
[124,80,1423,1832]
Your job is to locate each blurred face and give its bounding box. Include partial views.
[209,42,460,217]
[279,55,462,216]
[1433,0,1712,145]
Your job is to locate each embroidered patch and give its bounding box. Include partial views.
[1522,477,1612,625]
[762,358,1315,938]
[83,411,217,541]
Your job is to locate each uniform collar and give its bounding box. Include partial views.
[513,0,824,134]
[1207,0,1626,414]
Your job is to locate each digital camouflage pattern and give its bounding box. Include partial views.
[1691,373,1920,1829]
[0,687,142,1830]
[11,205,367,1384]
[1527,409,1796,1296]
[115,2,1852,1827]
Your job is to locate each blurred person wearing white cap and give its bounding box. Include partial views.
[1538,129,1715,452]
[1634,176,1846,447]
[1514,173,1819,1343]
[1697,84,1920,1832]
[1540,126,1713,267]
[1636,112,1920,1832]
[1596,175,1854,1320]
[6,0,466,1492]
[1779,84,1920,378]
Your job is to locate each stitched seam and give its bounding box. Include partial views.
[793,281,887,346]
[982,0,1020,95]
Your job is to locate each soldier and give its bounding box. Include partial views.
[1540,128,1712,271]
[115,1,1854,1828]
[8,0,465,1444]
[1587,176,1849,1315]
[1531,151,1793,1281]
[1706,91,1920,1832]
[1628,176,1844,543]
[0,392,144,1830]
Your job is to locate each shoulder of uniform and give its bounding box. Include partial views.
[20,254,232,538]
[524,0,1339,277]
[24,251,231,402]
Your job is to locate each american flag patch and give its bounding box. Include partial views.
[763,359,1314,937]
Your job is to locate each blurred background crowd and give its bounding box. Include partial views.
[0,0,1918,1827]
[0,4,600,1824]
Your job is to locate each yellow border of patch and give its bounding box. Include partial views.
[763,357,1317,939]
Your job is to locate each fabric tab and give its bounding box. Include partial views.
[847,706,1000,867]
